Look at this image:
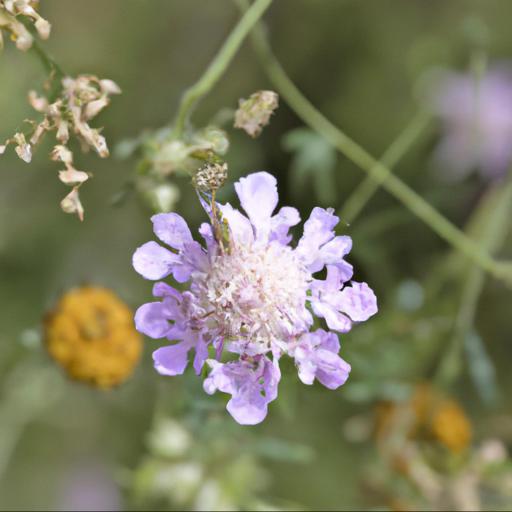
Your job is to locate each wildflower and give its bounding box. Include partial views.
[1,74,120,219]
[44,286,142,389]
[376,383,472,453]
[430,64,512,179]
[57,459,121,512]
[430,399,472,453]
[0,0,51,51]
[133,171,377,424]
[234,90,278,138]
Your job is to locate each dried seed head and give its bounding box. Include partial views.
[60,186,84,221]
[2,63,119,219]
[234,90,279,138]
[58,168,89,186]
[28,90,48,112]
[29,117,50,145]
[34,17,50,39]
[99,79,122,95]
[192,162,228,193]
[13,132,31,162]
[50,144,73,164]
[0,0,50,50]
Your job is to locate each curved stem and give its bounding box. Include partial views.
[172,0,273,138]
[340,110,432,223]
[240,7,511,283]
[436,176,512,385]
[30,39,65,78]
[19,16,66,79]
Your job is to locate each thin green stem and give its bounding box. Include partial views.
[436,176,512,385]
[30,39,65,78]
[340,110,431,223]
[241,9,511,283]
[172,0,273,138]
[19,16,66,79]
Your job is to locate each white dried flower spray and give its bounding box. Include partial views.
[1,74,120,219]
[0,0,50,51]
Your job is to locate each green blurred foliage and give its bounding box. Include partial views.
[1,1,512,510]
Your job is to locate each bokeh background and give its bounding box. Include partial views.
[1,1,512,510]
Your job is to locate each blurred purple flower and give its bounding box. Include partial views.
[57,460,121,512]
[430,65,512,179]
[133,172,377,424]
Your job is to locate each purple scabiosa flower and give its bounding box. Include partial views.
[133,172,377,424]
[430,64,512,180]
[56,459,121,511]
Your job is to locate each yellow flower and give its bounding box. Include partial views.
[44,286,142,389]
[376,383,472,453]
[430,399,472,453]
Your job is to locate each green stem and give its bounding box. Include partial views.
[172,0,273,138]
[340,110,431,223]
[241,8,511,283]
[436,176,512,385]
[30,39,65,78]
[19,15,66,79]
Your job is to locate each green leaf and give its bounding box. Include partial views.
[282,127,337,205]
[465,330,501,406]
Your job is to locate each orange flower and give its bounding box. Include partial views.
[376,383,472,453]
[430,399,472,453]
[45,286,142,389]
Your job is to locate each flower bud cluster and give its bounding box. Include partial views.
[132,416,276,510]
[121,125,229,213]
[0,0,50,51]
[145,126,229,178]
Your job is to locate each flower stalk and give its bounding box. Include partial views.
[436,173,512,386]
[172,0,273,138]
[340,109,432,224]
[237,0,512,284]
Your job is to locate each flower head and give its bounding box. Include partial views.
[430,64,512,180]
[192,162,228,193]
[44,286,142,389]
[133,172,377,424]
